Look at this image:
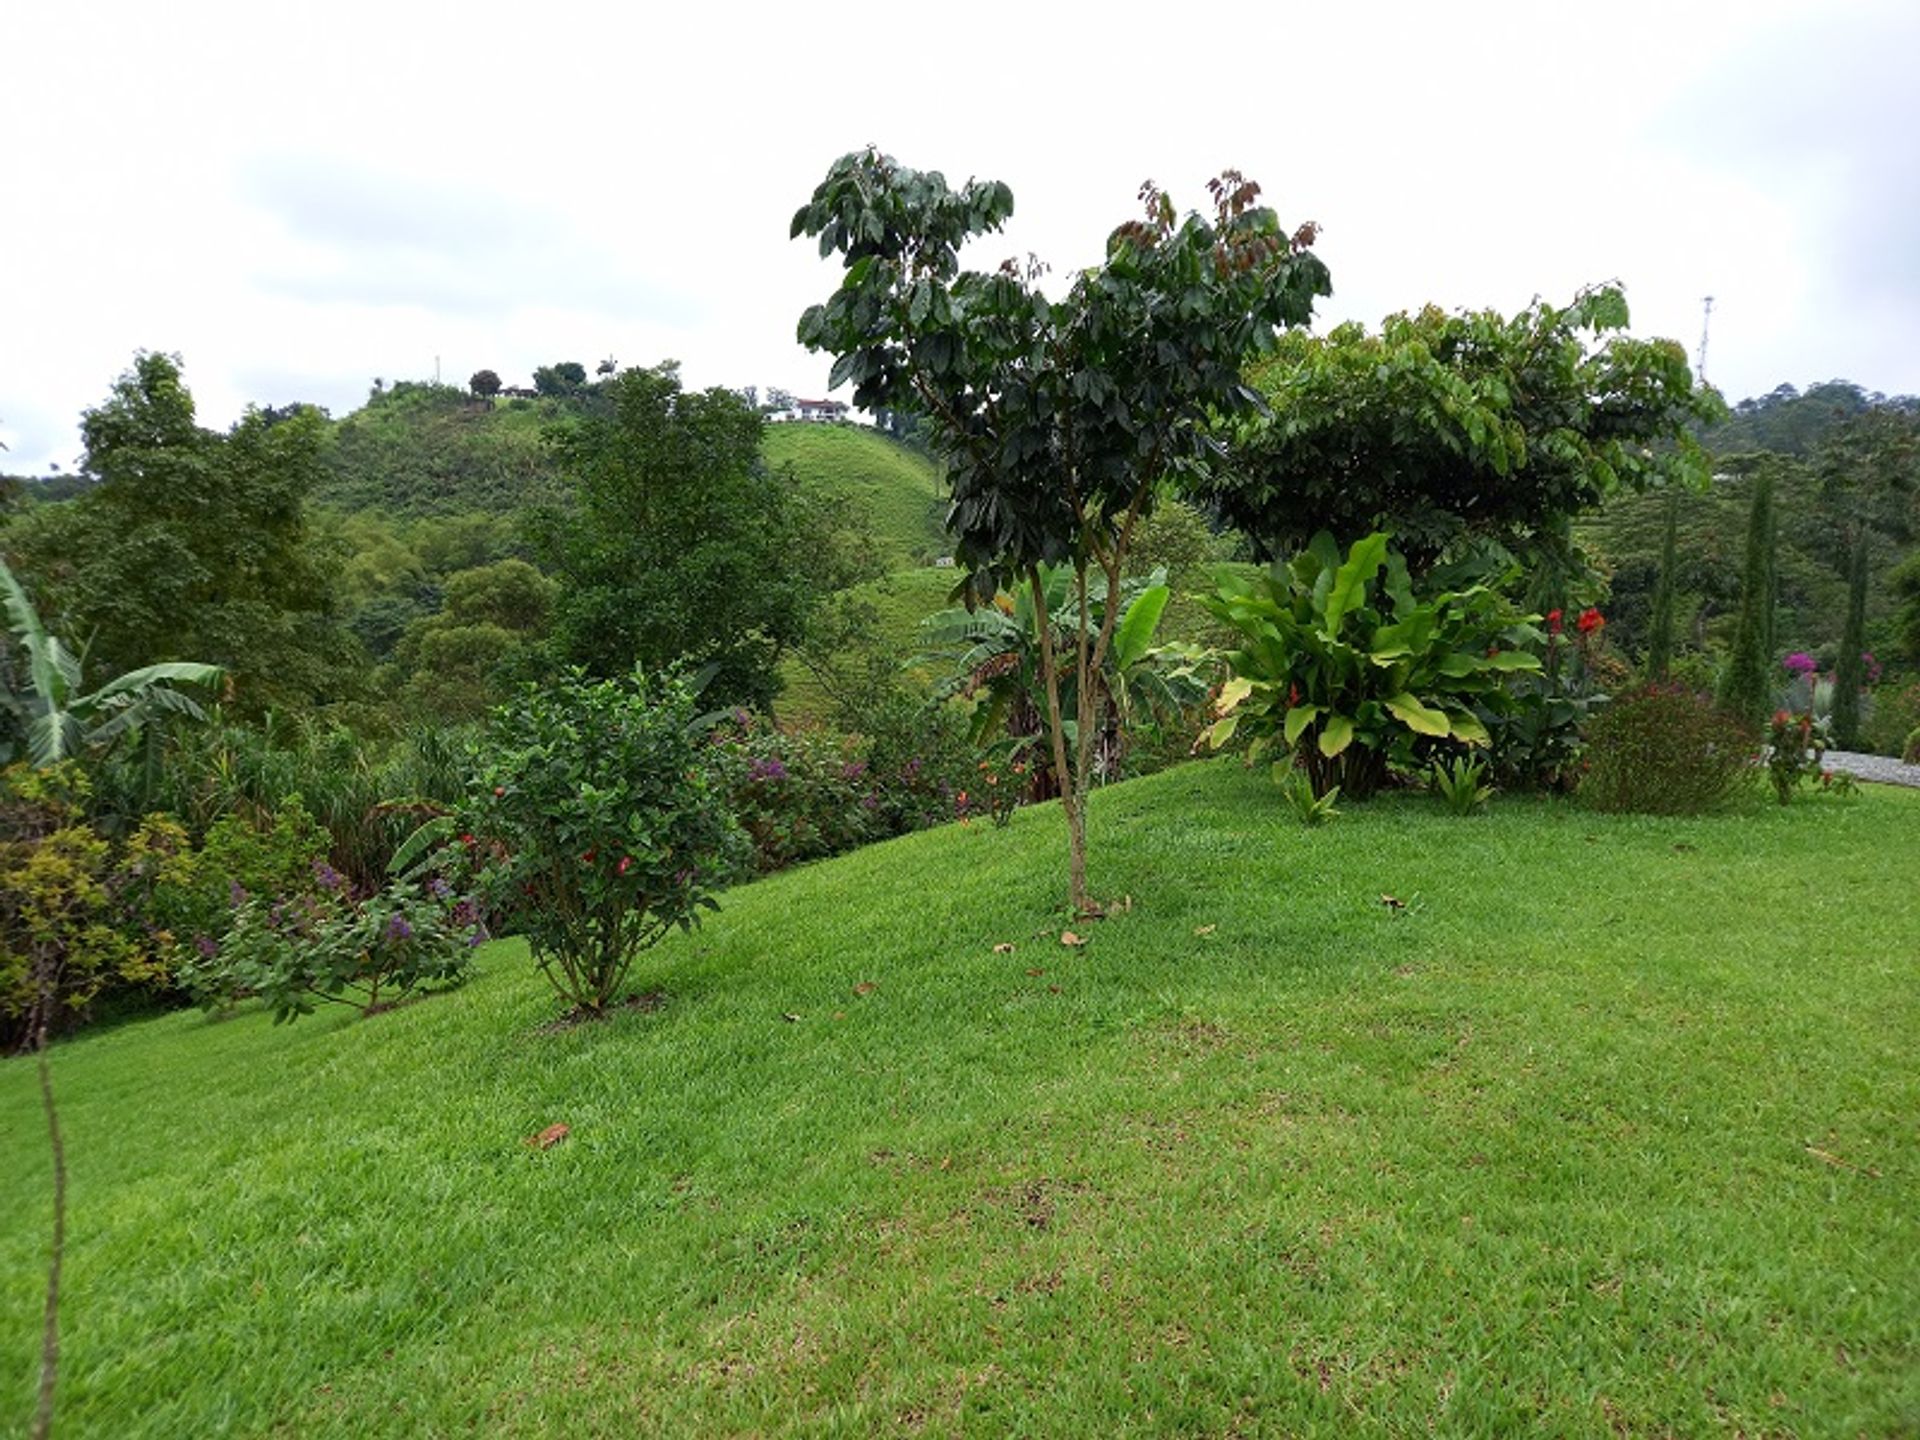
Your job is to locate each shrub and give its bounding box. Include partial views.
[180,861,479,1021]
[0,765,153,1048]
[713,713,875,875]
[463,669,746,1016]
[1765,710,1828,805]
[1579,684,1756,815]
[1905,727,1920,765]
[1205,532,1539,798]
[1861,682,1920,758]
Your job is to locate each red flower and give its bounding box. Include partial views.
[617,855,632,876]
[1546,609,1564,636]
[1576,608,1605,635]
[1772,710,1791,727]
[1288,682,1301,707]
[459,833,476,848]
[493,786,505,798]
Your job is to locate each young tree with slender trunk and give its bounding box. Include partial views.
[794,150,1329,913]
[1718,462,1778,727]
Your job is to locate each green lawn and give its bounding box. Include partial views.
[4,765,1917,1437]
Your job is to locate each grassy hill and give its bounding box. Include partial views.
[5,764,1917,1436]
[313,389,948,571]
[763,425,946,573]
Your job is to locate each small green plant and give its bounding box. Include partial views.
[1765,710,1828,805]
[1274,764,1340,826]
[1904,727,1920,766]
[1818,769,1860,798]
[1429,755,1494,814]
[1579,684,1756,815]
[463,668,746,1017]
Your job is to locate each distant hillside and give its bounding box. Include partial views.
[762,424,946,571]
[311,387,948,567]
[315,382,565,514]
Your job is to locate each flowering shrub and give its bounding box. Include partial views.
[1578,684,1756,815]
[1765,710,1828,805]
[713,714,876,874]
[1783,652,1817,678]
[179,861,480,1021]
[462,668,746,1016]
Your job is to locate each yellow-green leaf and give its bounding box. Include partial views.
[1283,704,1322,746]
[1384,692,1450,736]
[1318,712,1355,756]
[1216,676,1255,714]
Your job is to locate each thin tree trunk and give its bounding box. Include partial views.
[1027,565,1087,913]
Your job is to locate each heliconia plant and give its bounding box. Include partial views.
[1203,531,1541,798]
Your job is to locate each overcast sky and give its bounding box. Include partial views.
[3,0,1915,472]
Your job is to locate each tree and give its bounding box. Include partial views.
[468,369,502,399]
[3,354,348,716]
[1812,406,1918,747]
[531,363,838,709]
[393,559,556,721]
[1197,290,1721,574]
[1718,461,1778,727]
[795,150,1329,912]
[1646,488,1680,678]
[532,361,588,397]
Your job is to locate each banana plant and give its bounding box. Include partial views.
[1203,531,1540,798]
[917,564,1206,790]
[1,558,223,768]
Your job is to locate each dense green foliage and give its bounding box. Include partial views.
[532,365,851,710]
[462,669,745,1015]
[1200,288,1721,572]
[3,765,1916,1435]
[1205,533,1538,798]
[796,148,1328,908]
[3,355,349,716]
[318,380,563,515]
[1717,463,1779,727]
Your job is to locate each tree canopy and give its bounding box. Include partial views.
[2,353,350,715]
[1196,288,1721,572]
[531,363,840,710]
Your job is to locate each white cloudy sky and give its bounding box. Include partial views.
[3,0,1915,472]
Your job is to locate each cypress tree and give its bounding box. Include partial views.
[1646,488,1679,679]
[1718,467,1776,726]
[1831,531,1870,748]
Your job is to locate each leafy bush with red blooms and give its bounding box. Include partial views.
[462,668,746,1017]
[1577,683,1756,815]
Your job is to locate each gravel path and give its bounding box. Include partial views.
[1821,750,1920,788]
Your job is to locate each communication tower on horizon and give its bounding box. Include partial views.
[1697,296,1714,381]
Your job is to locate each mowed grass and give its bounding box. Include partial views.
[3,764,1917,1437]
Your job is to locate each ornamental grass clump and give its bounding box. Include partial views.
[1578,683,1756,815]
[462,668,746,1017]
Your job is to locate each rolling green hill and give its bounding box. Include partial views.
[4,766,1917,1435]
[762,424,946,572]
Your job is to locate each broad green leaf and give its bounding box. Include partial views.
[1447,711,1492,746]
[1283,704,1322,746]
[1205,714,1240,748]
[1317,711,1355,756]
[1112,585,1170,669]
[1384,692,1451,736]
[1324,532,1389,633]
[1216,675,1255,714]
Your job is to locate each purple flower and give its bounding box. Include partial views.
[1864,651,1882,684]
[840,760,868,782]
[194,935,218,959]
[312,860,344,892]
[747,757,789,783]
[228,879,248,908]
[385,912,414,942]
[429,877,452,900]
[1783,652,1817,676]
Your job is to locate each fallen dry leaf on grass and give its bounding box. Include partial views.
[1025,967,1045,977]
[1806,1145,1880,1178]
[525,1123,570,1151]
[1380,894,1406,913]
[852,981,877,996]
[1060,931,1088,947]
[1193,924,1216,936]
[781,1012,803,1023]
[992,942,1016,954]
